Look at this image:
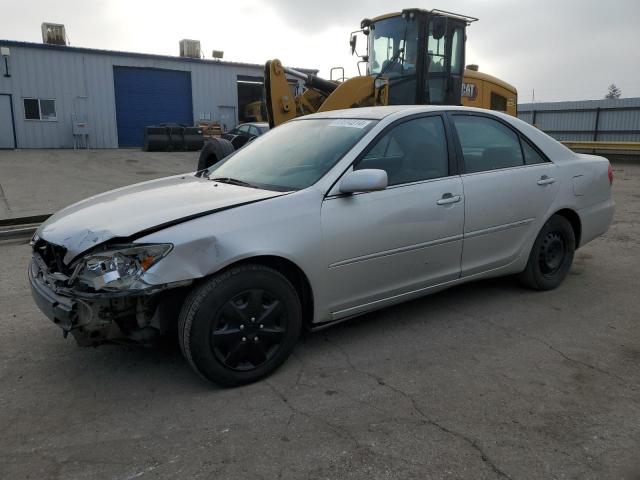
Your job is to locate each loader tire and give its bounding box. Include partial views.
[197,138,235,171]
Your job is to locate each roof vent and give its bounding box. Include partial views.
[466,64,479,71]
[41,23,68,45]
[179,39,201,58]
[212,50,224,60]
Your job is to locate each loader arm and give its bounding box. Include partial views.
[265,59,386,128]
[316,76,377,112]
[264,59,299,128]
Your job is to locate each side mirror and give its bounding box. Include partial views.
[340,169,388,194]
[349,34,357,55]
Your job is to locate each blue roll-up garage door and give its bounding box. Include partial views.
[113,66,193,147]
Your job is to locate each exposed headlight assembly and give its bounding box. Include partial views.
[75,244,172,291]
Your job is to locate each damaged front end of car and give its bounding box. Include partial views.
[28,236,191,346]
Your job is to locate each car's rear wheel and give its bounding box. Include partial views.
[197,138,235,170]
[519,214,576,290]
[178,264,301,386]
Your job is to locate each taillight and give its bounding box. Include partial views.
[608,163,614,185]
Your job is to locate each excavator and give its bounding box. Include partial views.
[198,8,518,168]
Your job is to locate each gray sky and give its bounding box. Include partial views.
[1,0,639,102]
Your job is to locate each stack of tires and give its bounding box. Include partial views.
[143,124,205,152]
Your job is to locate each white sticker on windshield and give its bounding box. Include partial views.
[328,119,372,129]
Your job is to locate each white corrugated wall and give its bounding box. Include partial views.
[0,42,274,148]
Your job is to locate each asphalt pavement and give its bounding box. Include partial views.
[0,149,198,220]
[0,161,638,479]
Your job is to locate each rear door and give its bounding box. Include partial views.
[321,114,465,316]
[449,112,559,276]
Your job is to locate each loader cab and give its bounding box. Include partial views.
[363,9,476,106]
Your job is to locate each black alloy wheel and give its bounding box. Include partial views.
[212,289,287,371]
[179,264,302,386]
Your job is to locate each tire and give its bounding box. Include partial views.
[178,264,302,386]
[197,138,235,171]
[519,214,576,290]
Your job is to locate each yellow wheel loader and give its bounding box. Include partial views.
[264,8,517,128]
[243,100,267,123]
[198,8,517,169]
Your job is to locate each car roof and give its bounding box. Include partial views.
[241,122,269,128]
[297,105,453,120]
[295,105,576,161]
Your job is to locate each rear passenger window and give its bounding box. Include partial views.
[356,116,448,185]
[452,115,524,173]
[521,139,547,165]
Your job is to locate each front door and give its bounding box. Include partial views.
[321,114,464,317]
[449,112,560,276]
[0,95,15,149]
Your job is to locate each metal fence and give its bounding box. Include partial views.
[517,97,640,143]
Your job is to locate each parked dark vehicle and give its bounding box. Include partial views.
[222,122,269,149]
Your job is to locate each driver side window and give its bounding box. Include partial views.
[355,116,449,186]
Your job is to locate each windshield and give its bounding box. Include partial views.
[207,118,376,191]
[368,16,419,76]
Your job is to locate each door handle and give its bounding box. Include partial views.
[537,175,555,186]
[436,193,462,206]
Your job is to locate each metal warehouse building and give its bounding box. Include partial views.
[0,39,314,149]
[518,97,640,142]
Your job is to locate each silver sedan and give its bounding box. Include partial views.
[29,106,615,385]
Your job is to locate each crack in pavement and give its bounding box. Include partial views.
[322,336,515,480]
[291,350,306,388]
[546,344,632,387]
[277,413,296,480]
[264,380,362,449]
[452,307,635,391]
[0,181,11,213]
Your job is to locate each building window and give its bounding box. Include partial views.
[23,98,57,121]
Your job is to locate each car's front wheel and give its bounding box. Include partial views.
[178,264,301,386]
[519,214,576,290]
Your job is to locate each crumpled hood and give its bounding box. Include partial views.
[37,173,284,263]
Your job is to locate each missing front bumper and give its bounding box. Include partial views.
[28,259,127,346]
[29,260,77,336]
[29,253,192,346]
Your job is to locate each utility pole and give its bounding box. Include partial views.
[532,89,535,103]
